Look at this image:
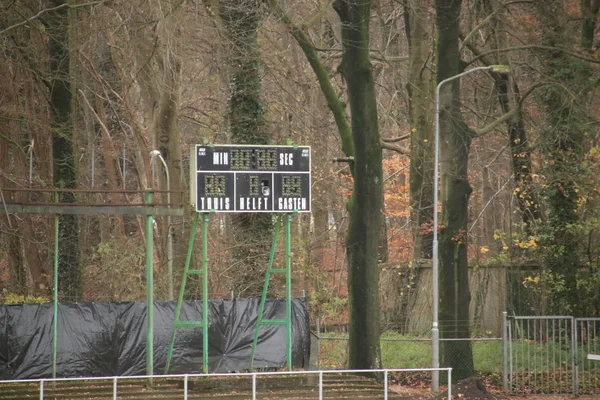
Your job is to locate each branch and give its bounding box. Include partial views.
[265,0,354,159]
[472,107,518,136]
[300,0,334,30]
[460,0,535,52]
[380,140,409,155]
[78,89,112,144]
[468,177,512,232]
[472,81,561,137]
[0,1,108,36]
[382,134,409,143]
[0,132,27,157]
[466,45,600,67]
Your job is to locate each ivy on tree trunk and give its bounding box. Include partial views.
[220,0,272,297]
[536,0,591,316]
[47,0,82,301]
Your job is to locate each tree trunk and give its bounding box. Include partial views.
[435,0,474,380]
[581,0,600,51]
[536,1,589,315]
[461,0,542,235]
[334,0,382,370]
[47,0,82,301]
[405,0,435,261]
[220,0,273,297]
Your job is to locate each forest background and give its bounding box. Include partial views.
[1,0,600,381]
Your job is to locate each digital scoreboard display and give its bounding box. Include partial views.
[191,145,311,213]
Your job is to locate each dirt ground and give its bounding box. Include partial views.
[390,378,579,400]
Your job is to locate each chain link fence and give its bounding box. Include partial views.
[310,314,600,396]
[309,324,502,386]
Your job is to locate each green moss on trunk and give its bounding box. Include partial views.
[220,0,272,297]
[47,0,81,301]
[334,0,383,370]
[435,0,474,380]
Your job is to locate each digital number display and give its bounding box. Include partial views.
[193,145,311,212]
[249,176,260,196]
[256,149,278,170]
[204,175,227,196]
[230,149,252,170]
[281,175,302,197]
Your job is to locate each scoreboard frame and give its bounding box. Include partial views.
[190,144,311,213]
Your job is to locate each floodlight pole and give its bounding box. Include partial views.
[150,150,173,300]
[432,65,509,391]
[145,190,154,381]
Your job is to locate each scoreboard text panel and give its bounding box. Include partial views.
[191,145,311,213]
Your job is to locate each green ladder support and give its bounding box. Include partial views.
[250,213,294,371]
[165,212,210,374]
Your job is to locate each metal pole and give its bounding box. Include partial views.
[502,311,508,392]
[184,375,188,400]
[571,317,577,397]
[447,368,452,400]
[150,150,173,300]
[432,65,500,391]
[29,140,33,187]
[122,146,126,190]
[316,316,321,370]
[202,213,210,373]
[145,190,154,379]
[384,370,388,400]
[52,193,59,380]
[319,371,323,400]
[286,213,293,371]
[432,73,442,392]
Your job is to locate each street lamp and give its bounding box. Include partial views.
[432,65,509,391]
[150,150,173,300]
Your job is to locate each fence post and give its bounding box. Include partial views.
[384,370,388,400]
[319,371,323,400]
[113,377,117,400]
[572,317,577,397]
[184,374,188,400]
[502,311,508,392]
[252,373,257,400]
[316,316,321,370]
[39,379,44,400]
[447,368,452,400]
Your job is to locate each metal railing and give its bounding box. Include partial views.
[505,315,600,397]
[0,368,452,400]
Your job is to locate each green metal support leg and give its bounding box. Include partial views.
[165,212,210,374]
[145,191,154,380]
[250,213,294,371]
[52,192,59,380]
[285,213,292,371]
[202,213,209,372]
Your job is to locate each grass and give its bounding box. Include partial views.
[317,333,599,375]
[318,333,502,372]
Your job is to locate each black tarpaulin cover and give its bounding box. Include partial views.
[0,298,309,379]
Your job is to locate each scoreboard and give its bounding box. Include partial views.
[190,145,311,213]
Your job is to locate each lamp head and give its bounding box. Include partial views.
[489,64,510,74]
[150,150,161,158]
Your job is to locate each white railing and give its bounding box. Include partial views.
[0,367,452,400]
